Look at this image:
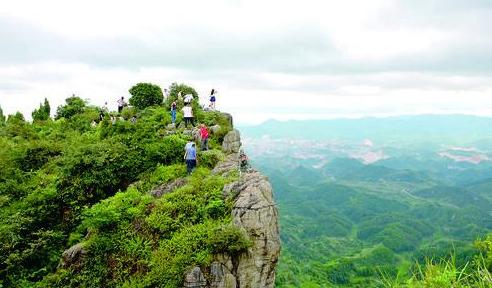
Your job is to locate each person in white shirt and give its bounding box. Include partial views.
[117,97,126,113]
[182,103,195,128]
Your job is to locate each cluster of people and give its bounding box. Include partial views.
[93,89,228,175]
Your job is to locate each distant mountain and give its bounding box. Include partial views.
[240,115,492,146]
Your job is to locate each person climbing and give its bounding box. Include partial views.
[209,89,216,110]
[182,103,195,128]
[239,150,250,173]
[199,124,210,151]
[117,96,127,113]
[184,141,198,175]
[184,93,193,105]
[170,101,177,124]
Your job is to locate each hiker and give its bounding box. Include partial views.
[182,103,195,128]
[184,141,198,174]
[239,150,250,172]
[170,101,177,123]
[199,124,210,151]
[184,93,193,105]
[117,96,127,113]
[209,89,216,110]
[99,102,108,120]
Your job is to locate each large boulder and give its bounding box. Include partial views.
[222,130,241,154]
[210,125,221,135]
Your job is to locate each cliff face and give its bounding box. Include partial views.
[184,129,281,288]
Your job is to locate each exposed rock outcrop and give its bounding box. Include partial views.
[222,130,242,154]
[186,127,280,288]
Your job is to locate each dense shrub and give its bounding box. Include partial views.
[129,83,164,110]
[55,96,86,120]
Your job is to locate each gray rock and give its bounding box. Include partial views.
[59,243,87,268]
[184,267,207,288]
[222,130,241,154]
[210,262,237,288]
[212,154,239,177]
[182,128,280,288]
[210,125,221,135]
[166,123,176,130]
[232,171,280,288]
[222,113,234,127]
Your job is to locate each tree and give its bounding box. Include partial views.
[166,82,198,106]
[0,105,5,126]
[55,95,86,120]
[32,98,51,122]
[129,83,164,110]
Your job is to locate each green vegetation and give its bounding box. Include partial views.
[31,98,50,122]
[0,83,242,287]
[243,118,492,287]
[129,82,164,110]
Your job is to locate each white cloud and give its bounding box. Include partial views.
[0,0,492,124]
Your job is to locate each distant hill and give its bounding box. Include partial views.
[240,115,492,146]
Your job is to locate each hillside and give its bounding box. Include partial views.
[242,117,492,287]
[0,85,280,287]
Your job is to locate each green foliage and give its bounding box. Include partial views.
[55,96,86,120]
[80,187,152,231]
[121,106,137,120]
[0,93,236,287]
[32,98,51,122]
[167,82,198,104]
[129,82,164,110]
[199,149,225,169]
[0,105,5,126]
[207,225,252,254]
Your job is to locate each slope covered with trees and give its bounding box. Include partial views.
[0,83,251,287]
[242,118,492,287]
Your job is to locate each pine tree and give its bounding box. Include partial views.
[32,98,51,122]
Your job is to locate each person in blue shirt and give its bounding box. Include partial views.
[184,141,198,174]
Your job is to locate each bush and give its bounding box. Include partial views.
[129,83,164,110]
[207,225,251,254]
[199,149,225,169]
[55,96,86,120]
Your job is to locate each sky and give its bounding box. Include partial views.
[1,0,492,124]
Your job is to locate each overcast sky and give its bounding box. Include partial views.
[1,0,492,124]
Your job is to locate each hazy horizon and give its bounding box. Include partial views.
[2,0,492,124]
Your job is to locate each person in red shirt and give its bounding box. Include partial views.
[199,124,209,151]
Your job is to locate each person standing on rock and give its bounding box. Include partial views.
[209,89,216,110]
[199,124,210,151]
[184,141,198,175]
[182,103,195,128]
[170,101,177,124]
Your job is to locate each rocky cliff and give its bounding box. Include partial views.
[183,129,281,288]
